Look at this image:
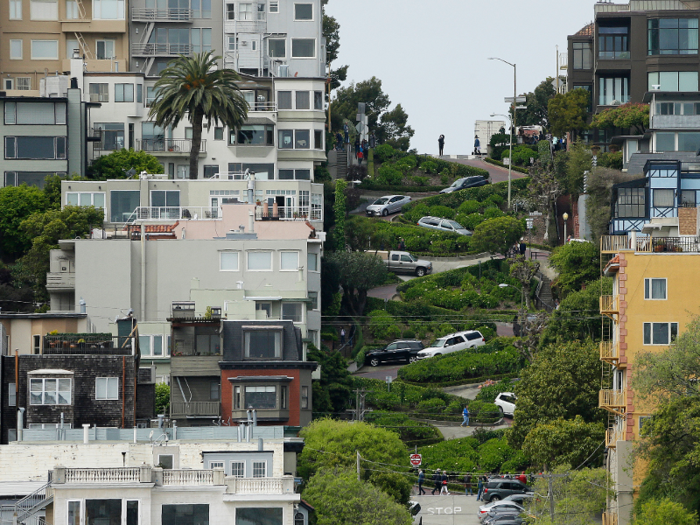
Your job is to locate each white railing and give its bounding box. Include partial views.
[208,171,251,180]
[249,102,277,112]
[227,477,292,494]
[163,469,214,486]
[171,401,220,416]
[131,7,193,20]
[65,468,140,483]
[256,206,322,221]
[131,43,193,56]
[123,206,220,223]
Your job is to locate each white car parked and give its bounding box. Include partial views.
[416,330,485,359]
[494,392,517,417]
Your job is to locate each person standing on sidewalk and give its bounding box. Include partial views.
[440,471,449,495]
[431,470,441,495]
[464,473,473,496]
[476,476,485,501]
[438,134,445,156]
[461,405,470,427]
[418,469,425,495]
[340,328,346,345]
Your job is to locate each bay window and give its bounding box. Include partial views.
[648,18,698,55]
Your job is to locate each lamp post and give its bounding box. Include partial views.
[488,57,516,209]
[563,212,569,244]
[499,283,524,311]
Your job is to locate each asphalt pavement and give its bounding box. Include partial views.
[435,156,528,185]
[411,494,482,525]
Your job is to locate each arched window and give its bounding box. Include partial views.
[294,512,305,525]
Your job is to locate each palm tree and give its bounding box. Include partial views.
[148,51,249,179]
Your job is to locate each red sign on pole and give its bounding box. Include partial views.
[410,454,422,467]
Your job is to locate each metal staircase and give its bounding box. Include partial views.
[14,481,53,525]
[74,32,94,60]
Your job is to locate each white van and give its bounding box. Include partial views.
[416,330,485,359]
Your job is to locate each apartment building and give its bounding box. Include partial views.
[0,312,91,356]
[567,0,700,147]
[0,0,129,95]
[599,216,700,525]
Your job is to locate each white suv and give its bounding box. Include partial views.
[416,330,485,359]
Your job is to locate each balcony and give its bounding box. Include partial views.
[601,235,633,253]
[171,401,220,417]
[599,389,626,414]
[605,427,625,449]
[170,355,221,376]
[636,236,700,253]
[43,334,134,355]
[600,295,619,316]
[600,340,623,367]
[135,138,206,155]
[46,272,75,291]
[131,43,192,57]
[256,205,322,221]
[131,7,193,21]
[124,206,219,223]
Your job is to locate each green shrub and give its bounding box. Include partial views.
[374,143,396,163]
[461,213,485,230]
[500,450,529,474]
[478,438,516,472]
[475,379,514,403]
[412,176,429,186]
[471,428,507,445]
[366,412,438,442]
[402,329,416,339]
[417,398,446,412]
[355,347,367,368]
[368,310,399,340]
[428,205,455,220]
[396,156,417,172]
[377,165,403,186]
[458,200,481,215]
[483,207,504,220]
[446,399,464,414]
[468,400,502,424]
[440,172,450,185]
[422,160,439,174]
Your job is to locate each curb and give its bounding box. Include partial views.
[421,252,490,262]
[410,417,504,427]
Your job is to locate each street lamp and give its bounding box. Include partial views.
[563,212,569,243]
[499,283,524,311]
[488,57,517,209]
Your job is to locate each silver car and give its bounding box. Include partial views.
[366,195,411,217]
[417,216,472,236]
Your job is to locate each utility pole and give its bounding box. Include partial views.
[548,475,555,521]
[356,450,361,482]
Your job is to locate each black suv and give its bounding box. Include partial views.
[482,479,532,502]
[364,340,424,367]
[439,176,489,194]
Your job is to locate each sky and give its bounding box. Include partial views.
[325,0,595,155]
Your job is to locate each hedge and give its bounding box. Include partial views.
[358,184,445,193]
[483,157,530,174]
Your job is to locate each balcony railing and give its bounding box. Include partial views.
[600,341,620,366]
[65,468,140,483]
[598,51,630,60]
[131,43,193,56]
[250,102,277,112]
[636,236,700,253]
[124,206,219,223]
[43,335,134,355]
[171,401,220,417]
[46,272,75,290]
[226,477,295,495]
[135,138,206,154]
[131,7,193,21]
[601,235,632,253]
[600,295,619,315]
[163,470,214,486]
[256,205,322,221]
[605,427,625,449]
[599,389,626,414]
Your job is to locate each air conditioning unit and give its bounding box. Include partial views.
[278,64,289,77]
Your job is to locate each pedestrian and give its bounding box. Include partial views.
[358,145,364,165]
[464,473,473,496]
[344,123,349,144]
[340,328,346,345]
[440,471,449,495]
[431,470,441,495]
[438,134,445,156]
[354,136,360,158]
[335,132,343,151]
[461,405,469,427]
[418,469,426,495]
[398,238,406,251]
[476,476,485,501]
[369,132,376,149]
[517,472,527,485]
[474,135,481,155]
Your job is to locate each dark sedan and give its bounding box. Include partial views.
[364,340,424,367]
[439,176,489,194]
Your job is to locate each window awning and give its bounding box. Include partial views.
[28,369,73,375]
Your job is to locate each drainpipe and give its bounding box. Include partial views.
[83,423,90,444]
[17,408,24,442]
[248,210,254,234]
[140,221,146,321]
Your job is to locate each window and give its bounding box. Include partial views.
[231,461,245,477]
[281,385,287,409]
[86,500,121,525]
[126,501,138,525]
[210,382,220,401]
[599,77,629,105]
[295,129,310,149]
[678,132,700,151]
[278,129,294,149]
[248,251,272,270]
[110,190,140,222]
[282,303,302,322]
[214,127,224,140]
[220,251,239,271]
[151,190,179,209]
[33,335,41,354]
[66,192,105,208]
[158,455,174,469]
[645,278,667,300]
[654,189,674,207]
[643,322,678,345]
[95,377,119,400]
[301,385,309,409]
[66,0,78,18]
[115,83,134,102]
[682,190,696,207]
[138,335,164,357]
[269,39,286,58]
[598,27,629,59]
[10,40,23,60]
[226,3,234,18]
[656,132,675,152]
[16,77,31,90]
[292,39,315,58]
[136,84,143,103]
[245,386,276,409]
[5,101,66,124]
[252,461,267,477]
[31,40,58,59]
[146,87,158,107]
[294,3,312,20]
[648,71,698,92]
[10,0,22,19]
[235,125,274,145]
[280,251,299,270]
[191,0,211,17]
[296,91,310,109]
[8,383,16,407]
[162,505,209,525]
[295,513,304,525]
[30,0,57,19]
[67,501,80,525]
[239,2,252,19]
[5,171,63,188]
[244,330,281,359]
[3,79,14,90]
[648,18,698,55]
[311,193,322,219]
[307,252,318,271]
[96,40,115,59]
[256,302,271,318]
[30,378,71,405]
[89,83,109,102]
[278,91,292,110]
[269,0,278,12]
[573,41,592,68]
[94,123,125,150]
[5,137,66,159]
[209,461,224,469]
[314,130,323,149]
[639,416,653,436]
[191,28,212,54]
[236,508,283,525]
[93,0,124,19]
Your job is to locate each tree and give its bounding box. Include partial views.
[18,206,105,301]
[0,262,35,313]
[155,383,170,416]
[510,256,540,309]
[149,51,248,179]
[549,241,600,296]
[522,416,605,470]
[0,186,49,260]
[43,174,85,210]
[306,345,353,416]
[591,102,649,134]
[327,251,387,316]
[517,77,557,129]
[528,160,563,243]
[302,469,412,525]
[298,419,412,504]
[332,179,347,250]
[548,88,590,138]
[376,104,415,152]
[87,149,164,180]
[509,339,604,448]
[471,217,525,257]
[633,498,698,525]
[330,77,390,134]
[562,141,593,199]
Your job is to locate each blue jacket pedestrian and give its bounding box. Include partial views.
[461,406,470,427]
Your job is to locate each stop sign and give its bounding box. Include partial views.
[410,454,422,466]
